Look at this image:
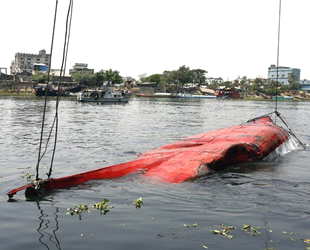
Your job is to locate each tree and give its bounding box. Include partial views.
[191,69,207,85]
[105,69,123,85]
[32,72,49,83]
[175,65,192,85]
[138,73,148,83]
[94,70,105,85]
[264,80,282,96]
[287,73,301,90]
[72,71,96,87]
[148,74,161,84]
[250,78,263,93]
[93,69,123,86]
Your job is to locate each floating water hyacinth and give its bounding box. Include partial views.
[93,199,114,215]
[242,225,262,236]
[67,203,91,220]
[212,224,236,239]
[20,171,34,181]
[132,197,143,209]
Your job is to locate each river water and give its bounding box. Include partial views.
[0,96,309,250]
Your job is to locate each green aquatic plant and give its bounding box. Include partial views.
[242,224,262,236]
[301,239,310,250]
[66,203,91,219]
[212,224,236,239]
[20,171,34,181]
[132,197,143,209]
[93,199,114,215]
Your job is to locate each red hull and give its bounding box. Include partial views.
[8,116,289,197]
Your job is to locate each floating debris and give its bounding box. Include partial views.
[93,199,114,215]
[20,171,34,181]
[67,203,91,219]
[242,225,262,236]
[132,197,144,209]
[212,224,236,239]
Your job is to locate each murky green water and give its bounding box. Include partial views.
[0,97,309,250]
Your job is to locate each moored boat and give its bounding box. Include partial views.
[214,87,242,98]
[77,84,131,103]
[34,83,69,97]
[272,96,294,101]
[177,93,216,98]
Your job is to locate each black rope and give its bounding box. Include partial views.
[36,0,59,181]
[275,111,306,149]
[47,0,74,179]
[275,0,281,113]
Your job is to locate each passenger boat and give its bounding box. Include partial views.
[77,84,131,103]
[214,87,242,98]
[8,112,296,198]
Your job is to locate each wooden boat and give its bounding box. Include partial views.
[214,87,242,98]
[77,84,130,103]
[7,114,291,198]
[34,84,69,97]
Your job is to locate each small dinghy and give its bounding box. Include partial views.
[8,112,299,198]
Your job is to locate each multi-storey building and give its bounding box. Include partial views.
[69,63,94,75]
[205,77,223,85]
[268,65,300,84]
[10,49,50,75]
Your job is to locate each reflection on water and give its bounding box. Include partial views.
[35,200,61,250]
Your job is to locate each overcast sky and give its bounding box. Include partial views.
[1,0,309,81]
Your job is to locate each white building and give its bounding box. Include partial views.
[268,65,300,84]
[300,79,310,92]
[205,77,223,85]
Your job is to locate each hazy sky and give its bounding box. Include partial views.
[1,0,309,81]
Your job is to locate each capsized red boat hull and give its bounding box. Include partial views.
[7,116,289,197]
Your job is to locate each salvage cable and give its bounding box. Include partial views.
[275,111,306,149]
[35,0,74,182]
[35,0,59,181]
[274,0,281,114]
[47,0,74,179]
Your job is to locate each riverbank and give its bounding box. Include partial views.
[0,90,309,101]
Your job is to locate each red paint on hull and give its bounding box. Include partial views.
[7,116,289,198]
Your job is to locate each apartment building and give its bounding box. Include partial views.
[10,49,50,75]
[268,65,300,84]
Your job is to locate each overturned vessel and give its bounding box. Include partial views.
[8,113,296,198]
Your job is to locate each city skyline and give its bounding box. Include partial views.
[1,0,309,81]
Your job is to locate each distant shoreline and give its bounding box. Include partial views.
[0,91,308,102]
